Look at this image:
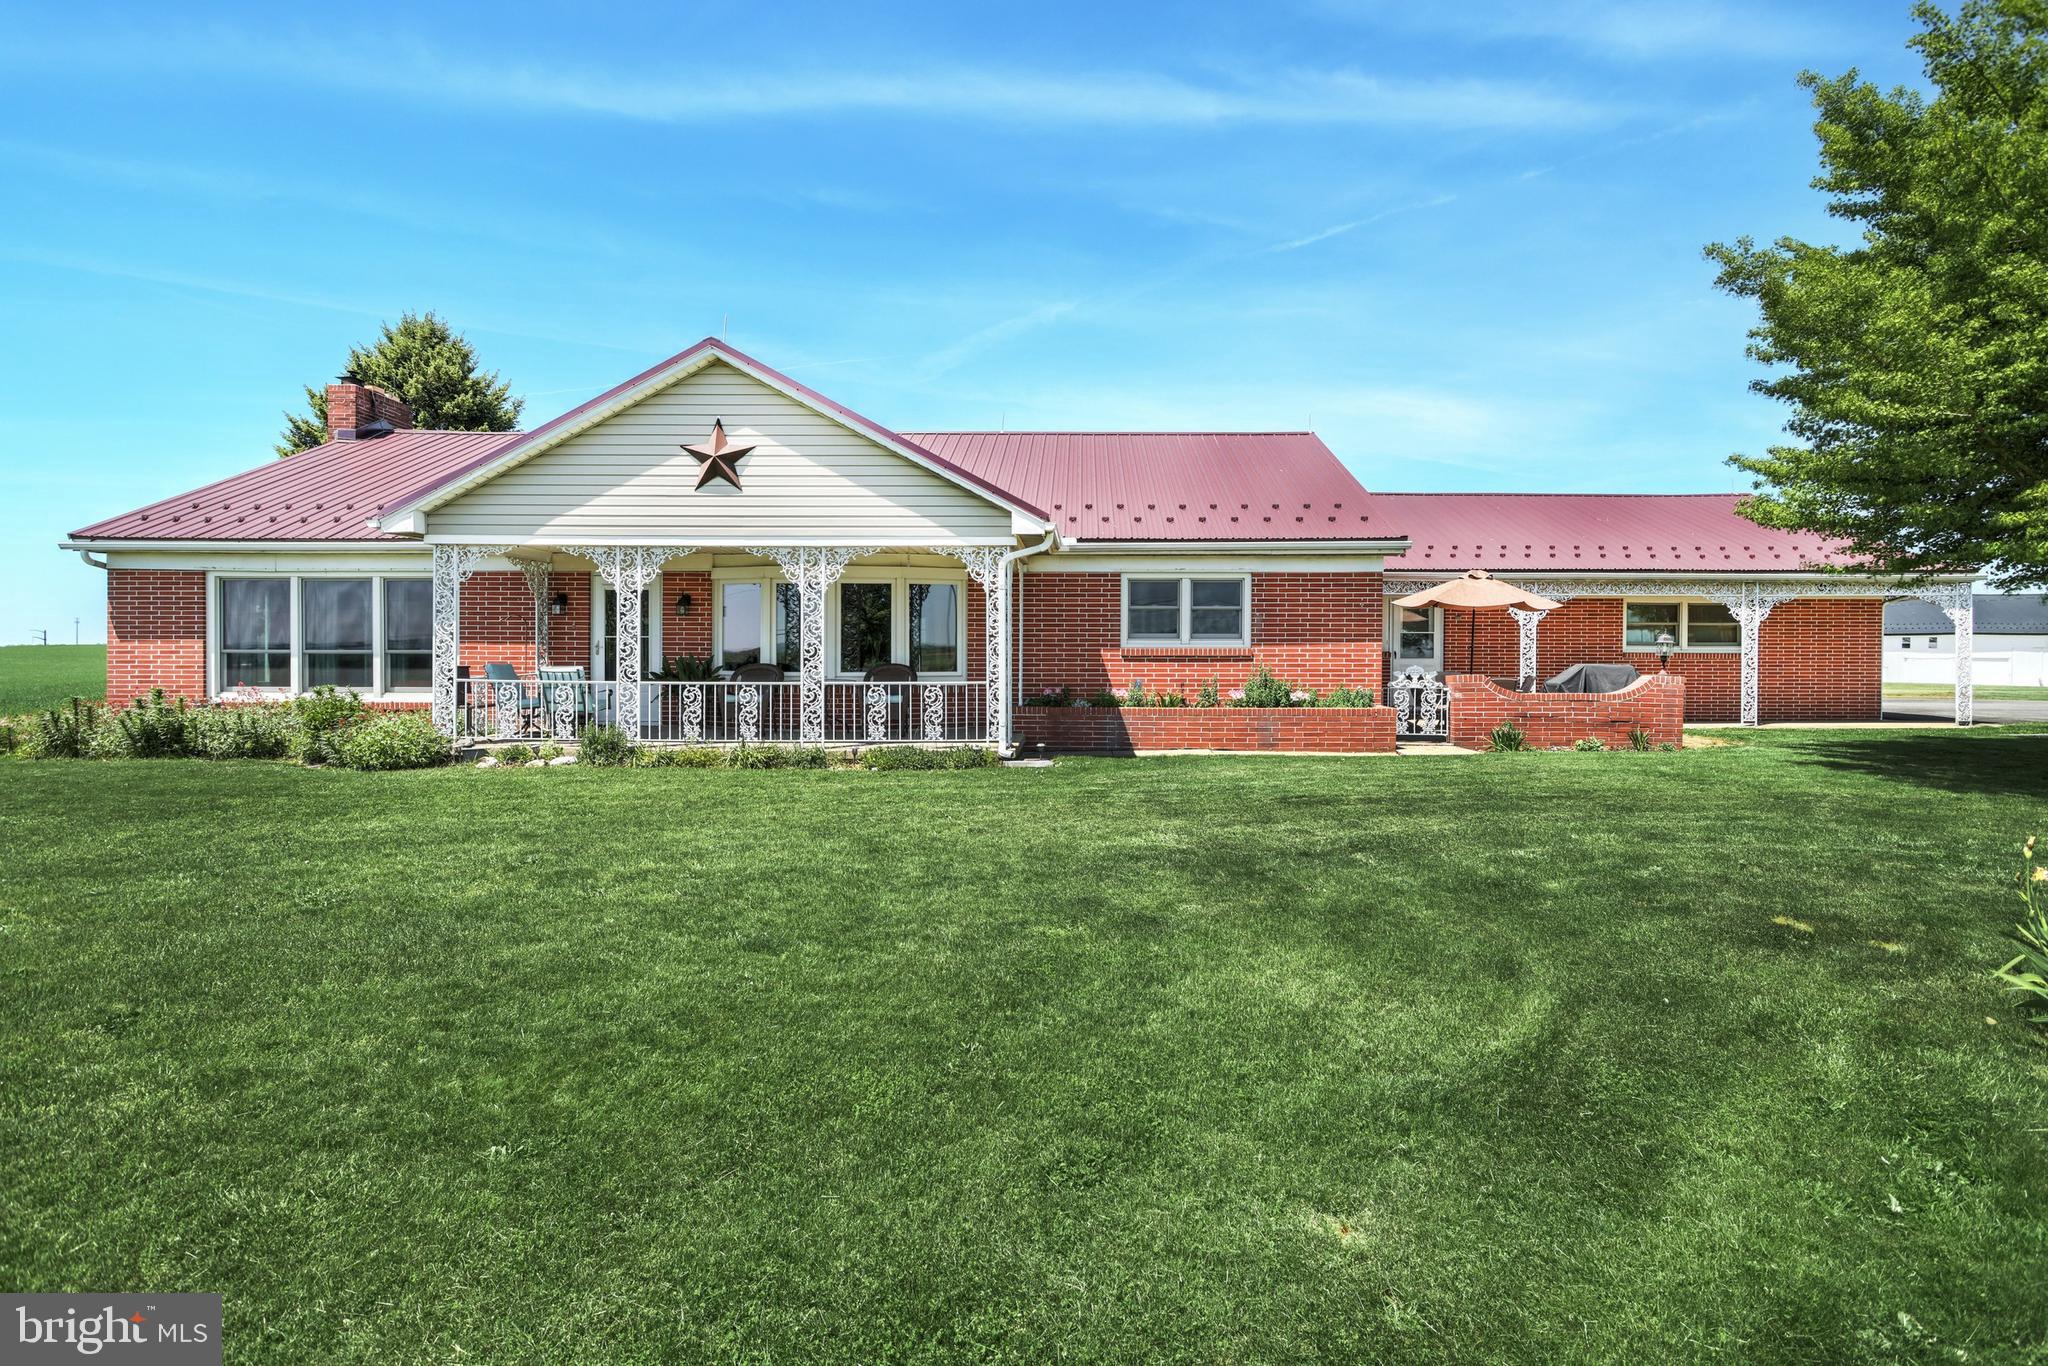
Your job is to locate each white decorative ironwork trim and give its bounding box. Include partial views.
[516,559,552,667]
[746,546,877,743]
[926,546,1010,746]
[737,684,761,743]
[864,683,889,742]
[1385,574,1975,726]
[1506,606,1549,688]
[564,546,678,742]
[921,682,944,742]
[1389,665,1449,738]
[431,543,508,737]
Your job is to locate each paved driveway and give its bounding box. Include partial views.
[1881,696,2048,724]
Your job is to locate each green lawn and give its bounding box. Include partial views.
[0,643,106,712]
[4,733,2046,1362]
[1885,681,2048,701]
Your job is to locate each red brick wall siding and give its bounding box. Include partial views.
[660,571,714,665]
[1412,595,1880,723]
[1445,673,1685,750]
[544,572,592,670]
[457,571,539,677]
[107,569,205,704]
[1014,705,1398,754]
[1018,571,1383,700]
[1758,598,1882,722]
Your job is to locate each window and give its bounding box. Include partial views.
[302,579,373,689]
[1395,606,1438,660]
[838,582,893,674]
[1122,576,1250,646]
[384,580,432,689]
[1928,636,1939,648]
[1624,600,1743,652]
[219,578,292,689]
[214,573,429,695]
[776,584,800,666]
[910,582,959,673]
[1901,637,1912,649]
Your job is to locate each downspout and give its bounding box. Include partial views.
[76,549,109,571]
[996,532,1055,756]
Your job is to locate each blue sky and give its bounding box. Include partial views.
[0,0,1923,643]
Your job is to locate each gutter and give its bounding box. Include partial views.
[75,549,108,571]
[997,532,1057,757]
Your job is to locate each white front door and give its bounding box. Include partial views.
[1389,603,1442,676]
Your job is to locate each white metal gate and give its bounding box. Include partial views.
[1389,666,1450,738]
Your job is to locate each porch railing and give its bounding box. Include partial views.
[459,677,988,745]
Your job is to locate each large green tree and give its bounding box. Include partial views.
[276,312,524,456]
[1706,0,2048,587]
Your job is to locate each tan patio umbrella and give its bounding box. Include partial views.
[1393,570,1564,675]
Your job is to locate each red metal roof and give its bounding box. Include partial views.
[902,432,1378,541]
[1370,492,1858,572]
[71,430,523,541]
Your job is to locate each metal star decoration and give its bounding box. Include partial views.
[683,418,755,490]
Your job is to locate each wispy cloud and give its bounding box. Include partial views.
[1314,0,1853,63]
[4,28,1625,131]
[1265,193,1459,252]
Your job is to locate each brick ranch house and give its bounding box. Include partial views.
[63,338,1978,754]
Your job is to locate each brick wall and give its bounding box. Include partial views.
[1018,571,1383,699]
[107,569,205,704]
[457,571,539,677]
[1407,594,1880,723]
[1444,673,1685,750]
[1014,704,1398,754]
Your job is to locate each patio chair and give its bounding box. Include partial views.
[724,663,787,739]
[537,665,592,734]
[862,663,917,740]
[483,662,540,734]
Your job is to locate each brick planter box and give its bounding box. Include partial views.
[1013,705,1398,755]
[1444,673,1684,750]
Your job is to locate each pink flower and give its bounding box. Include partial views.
[1227,688,1246,701]
[1111,687,1129,699]
[1290,689,1311,703]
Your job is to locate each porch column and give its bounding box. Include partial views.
[1938,586,1974,726]
[1507,606,1548,686]
[1717,584,1792,727]
[929,547,1009,747]
[566,546,674,742]
[747,546,875,743]
[430,544,508,738]
[515,558,552,669]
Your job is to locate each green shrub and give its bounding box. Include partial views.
[651,653,721,682]
[22,698,101,759]
[496,743,535,765]
[1657,741,1678,753]
[1195,679,1220,708]
[1573,737,1607,752]
[860,745,999,770]
[1025,686,1074,707]
[0,719,16,755]
[1627,727,1655,752]
[291,686,369,765]
[1086,690,1123,708]
[1994,836,2048,1026]
[332,712,449,771]
[537,743,565,761]
[185,704,294,760]
[99,690,192,758]
[1122,687,1187,708]
[1237,666,1294,709]
[1316,686,1376,708]
[1487,720,1527,753]
[577,725,634,767]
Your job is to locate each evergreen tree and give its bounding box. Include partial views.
[276,312,523,456]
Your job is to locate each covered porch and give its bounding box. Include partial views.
[431,542,1019,747]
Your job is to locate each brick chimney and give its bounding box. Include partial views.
[325,381,414,441]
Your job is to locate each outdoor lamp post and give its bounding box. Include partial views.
[1655,630,1676,671]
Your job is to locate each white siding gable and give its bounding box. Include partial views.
[430,360,1012,543]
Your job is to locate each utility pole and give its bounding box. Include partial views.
[74,617,80,645]
[31,629,47,646]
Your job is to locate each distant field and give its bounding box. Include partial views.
[1884,682,2048,701]
[0,644,106,713]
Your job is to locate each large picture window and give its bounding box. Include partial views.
[1121,576,1250,647]
[219,578,292,689]
[909,582,959,673]
[213,573,431,695]
[302,579,373,689]
[838,582,893,674]
[1624,600,1742,652]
